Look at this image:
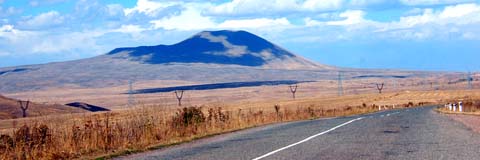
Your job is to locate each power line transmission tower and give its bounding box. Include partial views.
[174,90,184,106]
[376,83,384,94]
[337,72,344,96]
[18,100,30,118]
[288,85,298,99]
[467,72,473,90]
[128,80,135,107]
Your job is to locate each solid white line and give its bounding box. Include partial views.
[251,117,364,160]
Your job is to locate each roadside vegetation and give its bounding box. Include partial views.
[437,99,480,115]
[3,89,479,159]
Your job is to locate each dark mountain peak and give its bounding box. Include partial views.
[107,30,316,68]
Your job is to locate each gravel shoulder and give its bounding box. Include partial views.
[446,114,480,133]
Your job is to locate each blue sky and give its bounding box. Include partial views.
[0,0,479,71]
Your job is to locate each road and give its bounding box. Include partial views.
[116,106,480,160]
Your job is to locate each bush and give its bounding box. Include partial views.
[173,106,206,128]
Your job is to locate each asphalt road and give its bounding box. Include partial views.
[117,106,480,160]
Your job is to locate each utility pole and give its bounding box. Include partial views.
[18,100,30,118]
[376,83,384,94]
[338,72,344,96]
[174,90,184,106]
[289,85,298,99]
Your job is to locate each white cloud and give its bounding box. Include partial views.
[18,11,64,29]
[30,32,100,54]
[208,0,349,16]
[304,10,374,28]
[372,3,480,40]
[150,7,216,30]
[124,0,179,17]
[326,10,367,25]
[113,24,147,33]
[150,5,293,31]
[0,24,37,42]
[439,3,480,19]
[209,0,301,16]
[1,0,479,63]
[0,24,14,32]
[349,0,387,7]
[301,3,480,41]
[29,0,69,7]
[218,18,291,29]
[0,24,107,57]
[302,0,344,11]
[399,0,476,6]
[381,3,480,31]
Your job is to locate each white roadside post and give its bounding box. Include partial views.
[378,105,381,111]
[449,103,452,111]
[453,103,457,112]
[459,102,463,112]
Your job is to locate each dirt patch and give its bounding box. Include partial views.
[447,114,480,133]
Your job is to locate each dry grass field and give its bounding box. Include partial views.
[2,87,480,159]
[4,75,478,109]
[0,95,84,120]
[1,75,479,159]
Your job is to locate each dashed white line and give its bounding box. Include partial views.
[252,117,364,160]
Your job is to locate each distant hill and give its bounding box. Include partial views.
[107,30,325,69]
[0,30,429,93]
[0,95,84,120]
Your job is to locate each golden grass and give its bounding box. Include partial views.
[436,99,480,116]
[5,78,477,109]
[1,88,480,159]
[1,89,470,160]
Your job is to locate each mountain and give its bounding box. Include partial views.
[107,30,326,69]
[0,30,423,93]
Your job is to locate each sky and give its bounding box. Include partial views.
[0,0,479,71]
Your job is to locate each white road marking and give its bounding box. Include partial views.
[252,117,364,160]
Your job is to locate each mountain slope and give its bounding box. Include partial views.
[107,30,326,69]
[0,30,424,93]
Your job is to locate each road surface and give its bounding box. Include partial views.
[116,106,480,160]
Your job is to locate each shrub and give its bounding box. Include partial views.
[173,106,206,128]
